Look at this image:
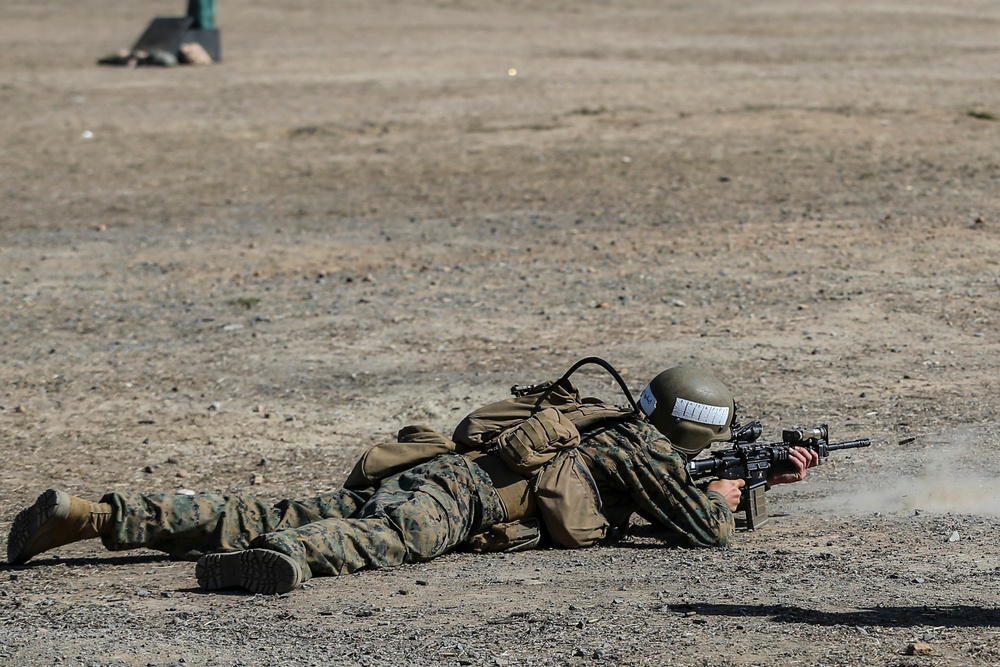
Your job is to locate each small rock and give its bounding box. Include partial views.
[948,531,960,542]
[251,473,265,485]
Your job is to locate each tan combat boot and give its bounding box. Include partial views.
[196,549,304,595]
[7,489,113,565]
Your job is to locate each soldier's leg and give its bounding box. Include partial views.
[197,455,504,592]
[103,487,373,560]
[252,455,505,575]
[7,486,372,565]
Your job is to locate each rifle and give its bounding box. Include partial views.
[686,421,871,530]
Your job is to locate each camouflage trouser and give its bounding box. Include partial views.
[101,454,505,581]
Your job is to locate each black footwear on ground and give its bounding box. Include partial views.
[196,548,303,594]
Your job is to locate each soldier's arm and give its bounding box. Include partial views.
[637,441,736,548]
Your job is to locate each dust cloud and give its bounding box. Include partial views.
[809,431,1000,517]
[836,477,1000,516]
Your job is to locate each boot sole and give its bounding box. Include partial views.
[196,549,303,595]
[7,489,71,565]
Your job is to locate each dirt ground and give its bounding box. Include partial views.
[2,0,1000,664]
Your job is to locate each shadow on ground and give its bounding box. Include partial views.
[670,603,1000,628]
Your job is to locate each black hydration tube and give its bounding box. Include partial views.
[551,356,642,415]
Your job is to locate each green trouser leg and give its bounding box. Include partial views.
[101,487,372,561]
[186,0,216,29]
[250,455,505,579]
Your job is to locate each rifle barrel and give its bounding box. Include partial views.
[826,438,871,451]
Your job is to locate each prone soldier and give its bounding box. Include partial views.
[6,360,822,594]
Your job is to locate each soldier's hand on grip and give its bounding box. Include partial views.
[707,478,745,512]
[766,446,820,486]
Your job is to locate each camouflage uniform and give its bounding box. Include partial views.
[99,415,730,581]
[102,454,504,582]
[577,418,734,547]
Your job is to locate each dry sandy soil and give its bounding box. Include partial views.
[2,0,1000,665]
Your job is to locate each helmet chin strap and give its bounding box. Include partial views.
[552,356,641,415]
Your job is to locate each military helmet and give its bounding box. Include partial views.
[638,366,735,456]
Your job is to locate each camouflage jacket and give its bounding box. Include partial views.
[576,417,735,548]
